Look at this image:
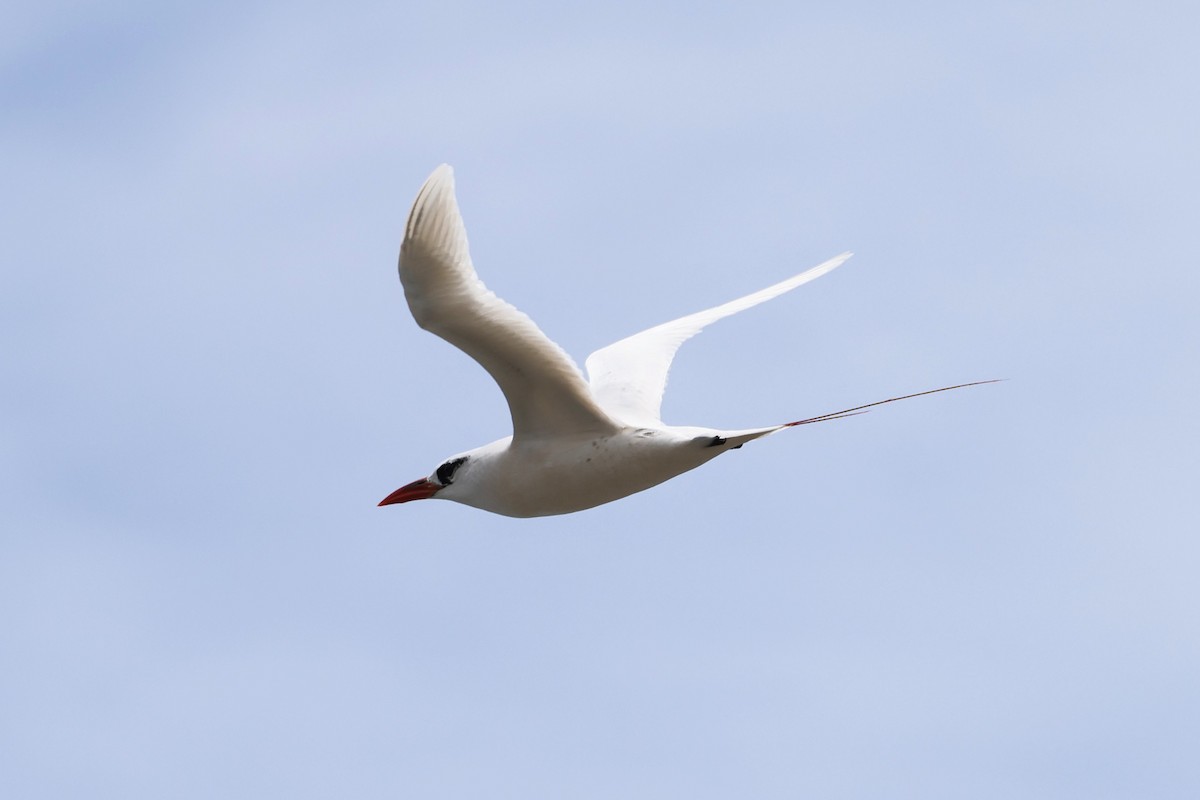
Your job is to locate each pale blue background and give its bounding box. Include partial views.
[3,2,1198,797]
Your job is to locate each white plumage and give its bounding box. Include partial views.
[380,165,984,517]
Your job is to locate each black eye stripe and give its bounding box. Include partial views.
[436,456,468,485]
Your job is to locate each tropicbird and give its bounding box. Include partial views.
[379,165,992,517]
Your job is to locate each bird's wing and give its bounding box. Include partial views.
[399,165,618,441]
[584,252,852,426]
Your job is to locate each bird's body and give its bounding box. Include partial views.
[427,427,729,518]
[380,165,990,517]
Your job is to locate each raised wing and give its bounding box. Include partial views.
[399,165,618,440]
[584,252,852,426]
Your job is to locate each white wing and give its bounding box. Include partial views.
[399,165,618,440]
[584,252,852,427]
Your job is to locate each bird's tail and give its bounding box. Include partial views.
[782,380,1001,428]
[714,379,1002,448]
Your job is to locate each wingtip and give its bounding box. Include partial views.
[425,163,454,186]
[798,251,854,284]
[409,164,454,196]
[404,164,462,243]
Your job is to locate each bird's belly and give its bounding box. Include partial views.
[481,431,721,517]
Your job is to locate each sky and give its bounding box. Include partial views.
[3,1,1199,797]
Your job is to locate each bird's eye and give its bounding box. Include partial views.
[436,456,467,485]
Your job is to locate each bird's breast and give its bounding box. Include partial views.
[475,429,725,517]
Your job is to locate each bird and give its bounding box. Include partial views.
[379,165,993,517]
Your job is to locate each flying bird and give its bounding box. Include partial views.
[379,165,992,517]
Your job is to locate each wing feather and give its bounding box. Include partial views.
[399,166,617,440]
[584,252,852,426]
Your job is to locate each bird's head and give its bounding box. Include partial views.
[378,453,473,506]
[379,441,496,503]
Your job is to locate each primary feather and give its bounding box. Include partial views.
[584,252,852,427]
[399,165,618,441]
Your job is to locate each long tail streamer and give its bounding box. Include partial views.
[784,379,1003,427]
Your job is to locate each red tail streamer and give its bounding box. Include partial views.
[784,379,1003,427]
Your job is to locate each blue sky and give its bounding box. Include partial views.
[3,1,1198,797]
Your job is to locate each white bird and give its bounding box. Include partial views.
[379,165,993,517]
